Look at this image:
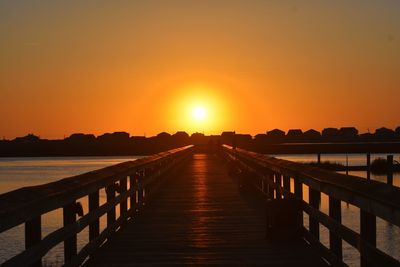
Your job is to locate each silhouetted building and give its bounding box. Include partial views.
[303,129,321,141]
[221,131,235,145]
[156,132,171,138]
[396,127,400,135]
[14,134,40,142]
[98,132,130,142]
[359,132,374,142]
[338,127,358,140]
[190,132,206,145]
[66,133,96,142]
[266,129,285,143]
[374,127,396,140]
[286,129,303,142]
[172,131,189,139]
[322,128,339,140]
[254,134,268,142]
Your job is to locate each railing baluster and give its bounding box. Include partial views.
[294,178,303,226]
[106,184,116,228]
[360,210,376,267]
[267,173,274,200]
[63,201,77,262]
[25,216,42,267]
[309,188,320,240]
[329,196,342,260]
[387,155,393,185]
[129,175,137,214]
[275,173,282,199]
[283,175,290,198]
[120,176,128,216]
[89,191,100,242]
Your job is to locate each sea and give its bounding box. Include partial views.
[0,153,399,266]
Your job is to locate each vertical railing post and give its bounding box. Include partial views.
[267,173,274,200]
[129,175,137,214]
[63,202,77,262]
[366,153,371,180]
[275,173,282,199]
[317,153,321,164]
[294,178,303,226]
[25,216,42,267]
[329,196,342,260]
[89,190,100,242]
[309,188,320,240]
[283,176,290,198]
[360,210,376,267]
[120,176,128,217]
[137,171,145,211]
[387,155,393,185]
[106,184,116,227]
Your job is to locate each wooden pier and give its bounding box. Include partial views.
[0,145,399,266]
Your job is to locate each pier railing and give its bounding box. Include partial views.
[0,145,193,267]
[223,145,400,267]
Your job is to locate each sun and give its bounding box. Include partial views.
[192,106,207,121]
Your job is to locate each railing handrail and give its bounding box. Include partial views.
[0,145,193,233]
[222,145,400,266]
[223,145,400,227]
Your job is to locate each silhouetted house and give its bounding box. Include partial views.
[66,133,96,142]
[266,129,285,143]
[396,127,400,135]
[172,131,189,139]
[221,131,235,145]
[322,128,339,140]
[303,129,321,142]
[254,134,268,142]
[359,133,374,142]
[98,132,130,142]
[190,132,206,145]
[235,134,252,148]
[171,131,190,146]
[286,129,303,142]
[338,127,358,141]
[374,127,396,140]
[14,134,40,142]
[156,132,171,139]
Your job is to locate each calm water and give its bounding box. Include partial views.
[0,156,141,266]
[0,154,399,266]
[273,153,400,266]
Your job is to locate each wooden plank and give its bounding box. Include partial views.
[86,153,328,266]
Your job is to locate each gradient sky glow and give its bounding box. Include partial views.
[1,1,399,138]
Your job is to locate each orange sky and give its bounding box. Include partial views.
[1,1,399,139]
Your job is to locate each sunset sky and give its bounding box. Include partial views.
[1,1,399,139]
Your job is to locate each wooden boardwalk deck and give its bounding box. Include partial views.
[85,153,328,266]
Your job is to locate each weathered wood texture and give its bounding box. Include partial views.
[86,154,327,266]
